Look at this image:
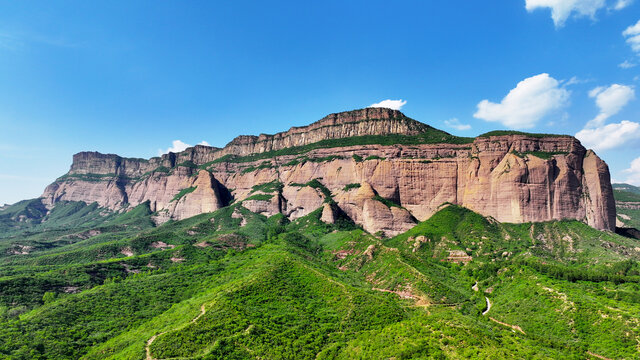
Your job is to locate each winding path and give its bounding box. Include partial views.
[473,281,491,316]
[586,351,614,360]
[480,291,524,334]
[482,296,492,316]
[145,304,207,360]
[478,290,525,335]
[473,281,612,359]
[489,317,526,334]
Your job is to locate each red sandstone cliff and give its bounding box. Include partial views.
[40,108,616,236]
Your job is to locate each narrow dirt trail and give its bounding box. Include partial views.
[586,351,614,360]
[145,335,159,360]
[489,317,526,334]
[479,294,529,336]
[192,304,206,323]
[474,283,609,359]
[145,304,207,360]
[477,288,526,336]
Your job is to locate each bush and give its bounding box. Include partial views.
[343,183,361,192]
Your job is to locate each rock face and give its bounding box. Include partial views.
[40,108,616,236]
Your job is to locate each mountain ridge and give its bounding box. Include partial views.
[62,107,451,179]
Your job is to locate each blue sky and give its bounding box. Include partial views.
[1,0,640,204]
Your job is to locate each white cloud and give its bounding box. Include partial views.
[564,76,584,85]
[622,157,640,185]
[576,120,640,150]
[624,20,640,53]
[586,84,635,127]
[158,140,191,155]
[158,140,211,155]
[624,19,640,36]
[626,35,640,53]
[615,0,634,9]
[369,99,407,110]
[525,0,607,27]
[473,73,570,129]
[619,60,637,69]
[577,83,638,150]
[444,118,471,131]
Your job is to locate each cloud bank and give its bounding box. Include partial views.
[575,83,639,151]
[586,84,635,128]
[576,120,640,151]
[622,157,640,185]
[369,99,407,110]
[474,73,569,129]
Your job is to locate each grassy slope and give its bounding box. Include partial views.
[0,199,49,234]
[617,207,640,230]
[0,204,639,359]
[614,190,640,203]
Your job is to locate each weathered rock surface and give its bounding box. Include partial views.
[283,186,325,219]
[169,170,225,220]
[40,108,616,235]
[582,151,617,231]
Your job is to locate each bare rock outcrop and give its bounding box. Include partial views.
[169,170,225,220]
[321,203,337,224]
[282,185,324,219]
[362,199,416,236]
[582,151,616,231]
[242,194,283,218]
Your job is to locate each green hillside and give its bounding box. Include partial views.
[1,202,639,359]
[614,190,640,203]
[613,183,640,195]
[613,183,640,230]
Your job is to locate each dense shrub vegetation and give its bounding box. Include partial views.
[1,197,639,359]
